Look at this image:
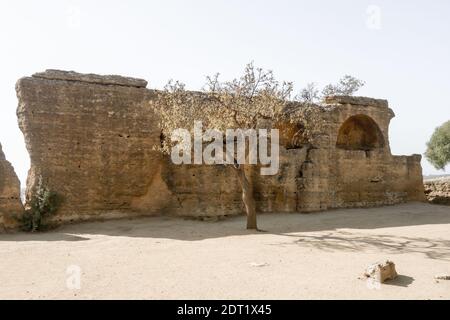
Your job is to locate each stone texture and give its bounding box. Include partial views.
[324,95,389,108]
[0,143,23,230]
[16,74,170,224]
[364,260,398,283]
[434,274,450,280]
[33,69,148,88]
[16,70,427,224]
[297,99,425,212]
[424,179,450,205]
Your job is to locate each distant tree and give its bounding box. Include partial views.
[322,75,365,97]
[295,75,365,104]
[296,82,319,104]
[425,120,450,170]
[155,63,321,230]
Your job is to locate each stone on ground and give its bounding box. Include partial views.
[364,260,398,283]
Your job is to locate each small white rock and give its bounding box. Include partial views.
[250,262,269,267]
[434,274,450,280]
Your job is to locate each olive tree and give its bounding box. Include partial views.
[425,120,450,170]
[154,63,320,230]
[296,75,365,104]
[322,75,365,97]
[296,82,320,104]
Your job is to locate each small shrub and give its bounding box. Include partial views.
[20,176,61,232]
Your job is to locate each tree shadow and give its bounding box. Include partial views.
[0,203,449,250]
[272,231,450,261]
[0,232,89,242]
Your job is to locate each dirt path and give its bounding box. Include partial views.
[1,203,450,299]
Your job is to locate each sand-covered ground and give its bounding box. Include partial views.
[1,203,450,300]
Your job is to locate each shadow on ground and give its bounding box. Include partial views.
[385,275,415,287]
[272,231,450,261]
[1,203,449,261]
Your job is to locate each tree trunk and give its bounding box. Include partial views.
[236,165,257,230]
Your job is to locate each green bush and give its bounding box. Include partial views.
[20,176,61,232]
[425,120,450,170]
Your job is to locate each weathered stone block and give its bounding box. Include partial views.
[14,70,427,224]
[0,143,23,230]
[364,260,398,283]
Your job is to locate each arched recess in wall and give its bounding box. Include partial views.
[336,114,385,151]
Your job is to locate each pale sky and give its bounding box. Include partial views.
[0,0,449,186]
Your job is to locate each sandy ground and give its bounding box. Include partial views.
[1,202,450,300]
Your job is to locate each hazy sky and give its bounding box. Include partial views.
[0,0,449,186]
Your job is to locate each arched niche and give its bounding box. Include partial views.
[336,114,385,151]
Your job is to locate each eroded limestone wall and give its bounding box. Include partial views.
[164,163,242,217]
[424,179,450,205]
[325,97,426,209]
[330,151,425,208]
[16,70,426,224]
[161,147,309,217]
[0,143,23,230]
[16,71,172,223]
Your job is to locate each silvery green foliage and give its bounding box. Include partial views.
[296,83,320,104]
[155,62,323,154]
[295,75,365,104]
[426,120,450,170]
[322,75,365,97]
[20,176,61,232]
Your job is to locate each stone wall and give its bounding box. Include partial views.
[424,179,450,205]
[15,70,426,225]
[325,97,426,209]
[0,143,23,230]
[16,71,172,223]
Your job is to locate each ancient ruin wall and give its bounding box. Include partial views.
[16,70,426,224]
[324,96,426,209]
[424,178,450,205]
[0,143,23,230]
[16,71,173,223]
